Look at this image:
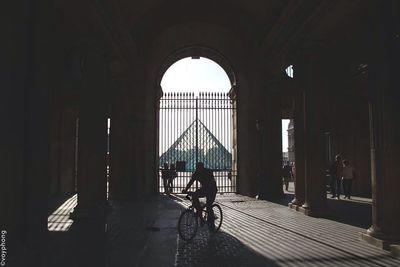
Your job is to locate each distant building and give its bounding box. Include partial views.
[282,151,289,165]
[287,119,295,164]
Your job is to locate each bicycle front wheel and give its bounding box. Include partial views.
[208,204,223,233]
[178,209,198,241]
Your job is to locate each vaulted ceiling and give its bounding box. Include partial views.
[55,0,369,73]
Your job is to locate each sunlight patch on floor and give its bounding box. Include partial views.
[48,194,77,232]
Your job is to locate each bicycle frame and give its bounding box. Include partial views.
[178,193,223,241]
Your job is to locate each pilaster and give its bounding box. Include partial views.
[72,44,109,218]
[258,80,284,200]
[295,44,328,216]
[289,89,306,208]
[362,0,400,247]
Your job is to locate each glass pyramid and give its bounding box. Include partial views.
[159,119,232,171]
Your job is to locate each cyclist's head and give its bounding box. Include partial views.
[196,162,204,171]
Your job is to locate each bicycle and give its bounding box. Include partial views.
[177,192,223,241]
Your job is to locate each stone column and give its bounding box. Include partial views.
[296,47,327,216]
[237,86,260,196]
[17,1,55,264]
[0,5,29,259]
[289,89,306,208]
[362,0,400,247]
[258,86,284,200]
[60,105,78,194]
[109,90,136,200]
[365,97,400,245]
[51,104,78,195]
[73,45,108,218]
[1,1,55,264]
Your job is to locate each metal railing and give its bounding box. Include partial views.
[158,92,237,193]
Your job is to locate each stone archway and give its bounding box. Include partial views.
[155,45,237,87]
[155,46,238,194]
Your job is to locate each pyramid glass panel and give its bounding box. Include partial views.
[159,119,232,171]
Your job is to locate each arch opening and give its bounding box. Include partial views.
[161,57,231,95]
[156,51,238,194]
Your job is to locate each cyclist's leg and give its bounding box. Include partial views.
[163,179,168,194]
[192,188,206,216]
[206,185,217,218]
[167,178,173,193]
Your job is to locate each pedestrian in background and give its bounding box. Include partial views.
[162,162,170,194]
[282,161,293,191]
[168,163,178,194]
[329,154,343,199]
[342,159,355,199]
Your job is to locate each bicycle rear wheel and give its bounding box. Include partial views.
[178,209,198,241]
[207,204,223,232]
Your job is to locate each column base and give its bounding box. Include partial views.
[288,201,323,217]
[360,232,400,257]
[391,244,400,258]
[288,197,304,210]
[367,226,400,241]
[288,199,303,211]
[296,202,324,217]
[288,202,301,211]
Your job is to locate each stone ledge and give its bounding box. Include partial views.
[360,232,400,258]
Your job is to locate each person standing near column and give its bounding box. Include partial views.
[342,159,355,199]
[162,162,170,194]
[167,163,178,194]
[282,161,293,191]
[329,154,343,199]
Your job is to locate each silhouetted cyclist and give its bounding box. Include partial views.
[182,162,217,222]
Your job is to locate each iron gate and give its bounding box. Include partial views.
[158,92,237,193]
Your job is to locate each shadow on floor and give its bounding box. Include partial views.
[324,198,372,228]
[269,191,295,207]
[47,195,281,267]
[267,189,371,229]
[47,217,107,267]
[176,228,279,267]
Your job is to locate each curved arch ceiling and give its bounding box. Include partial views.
[129,1,287,44]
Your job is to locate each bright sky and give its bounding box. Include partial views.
[161,57,289,152]
[282,120,289,152]
[161,57,231,93]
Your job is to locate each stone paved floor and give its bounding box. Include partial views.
[47,193,399,267]
[174,194,399,267]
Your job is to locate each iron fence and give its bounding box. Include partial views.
[158,92,237,193]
